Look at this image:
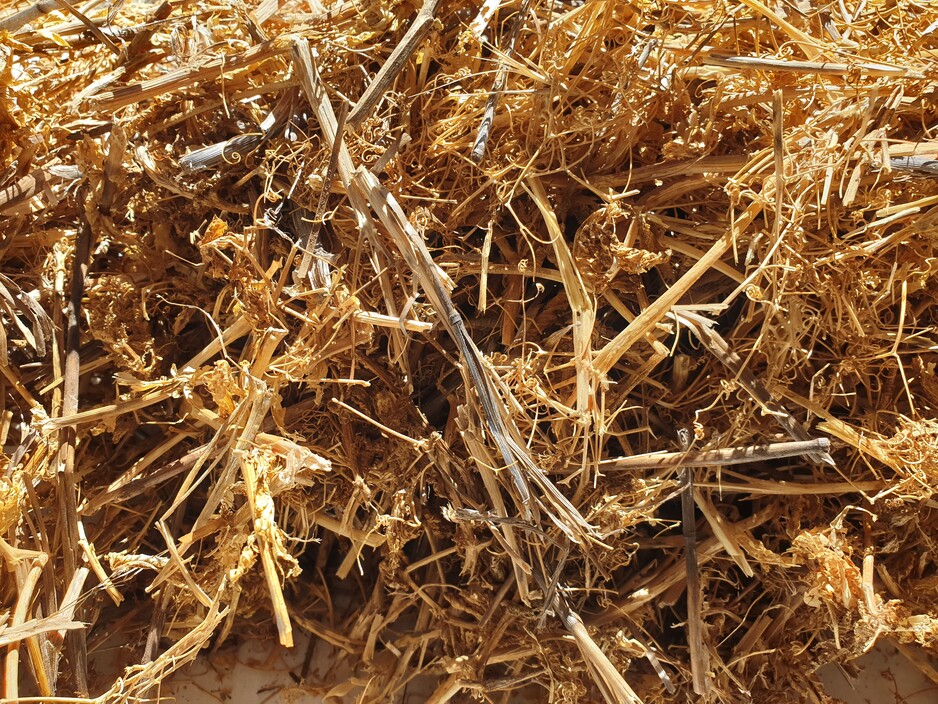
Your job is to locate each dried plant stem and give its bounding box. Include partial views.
[682,465,709,694]
[52,0,120,54]
[594,202,762,375]
[347,0,441,127]
[554,593,643,704]
[704,53,907,76]
[5,556,47,700]
[297,100,348,282]
[470,0,535,162]
[56,215,92,695]
[600,438,830,470]
[0,0,57,33]
[92,39,292,110]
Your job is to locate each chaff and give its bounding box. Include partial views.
[2,0,937,702]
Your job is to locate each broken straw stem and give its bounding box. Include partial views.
[297,100,348,281]
[599,437,830,470]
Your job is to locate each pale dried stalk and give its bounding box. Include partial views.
[52,0,119,55]
[188,380,273,528]
[354,310,433,332]
[554,595,643,704]
[347,0,441,127]
[0,0,57,33]
[98,597,227,704]
[697,474,883,495]
[600,438,831,470]
[54,567,89,645]
[735,0,824,59]
[468,0,502,40]
[91,39,292,110]
[77,522,122,606]
[239,449,294,647]
[57,211,91,694]
[5,556,47,700]
[41,388,180,430]
[694,489,754,577]
[297,99,347,282]
[704,53,908,77]
[457,408,532,601]
[590,154,749,191]
[0,612,83,648]
[154,522,212,608]
[594,201,762,375]
[310,510,386,548]
[526,176,596,422]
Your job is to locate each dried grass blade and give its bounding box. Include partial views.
[4,556,46,700]
[693,489,754,578]
[470,0,535,161]
[0,0,57,33]
[297,98,347,281]
[96,597,227,703]
[704,53,908,76]
[56,212,92,695]
[0,612,83,648]
[735,0,824,59]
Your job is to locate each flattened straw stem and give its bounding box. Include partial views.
[555,595,644,704]
[470,0,536,162]
[600,438,830,470]
[92,39,290,110]
[703,52,908,77]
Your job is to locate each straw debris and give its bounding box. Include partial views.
[2,0,938,701]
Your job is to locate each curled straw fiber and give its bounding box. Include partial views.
[2,0,938,701]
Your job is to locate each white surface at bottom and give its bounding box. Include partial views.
[168,635,938,703]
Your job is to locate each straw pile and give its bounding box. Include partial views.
[3,0,938,701]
